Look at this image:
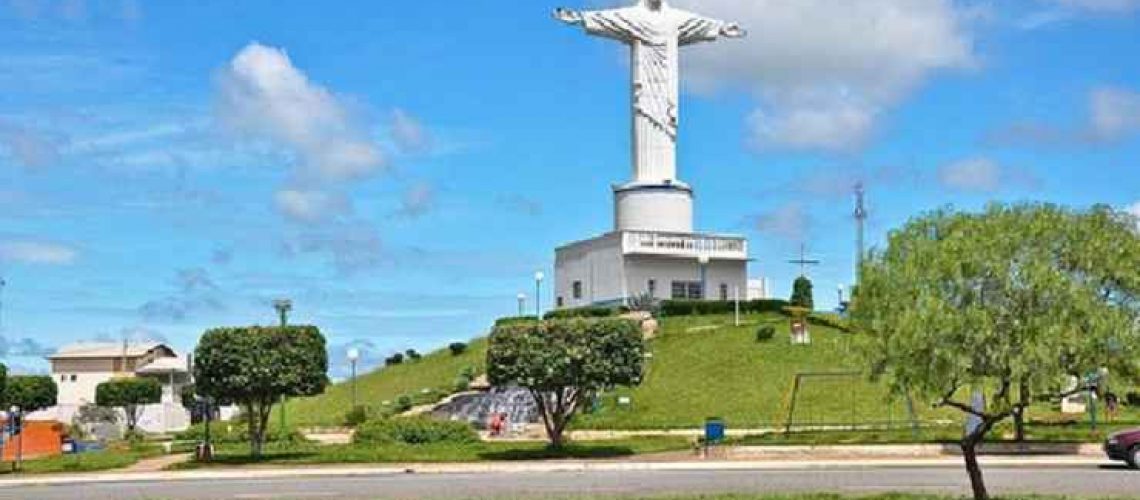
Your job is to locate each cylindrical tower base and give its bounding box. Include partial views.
[613,181,694,233]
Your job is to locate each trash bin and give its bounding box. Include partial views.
[704,417,725,444]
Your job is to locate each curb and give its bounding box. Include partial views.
[0,456,1109,488]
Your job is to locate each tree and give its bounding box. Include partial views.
[852,204,1140,500]
[5,375,57,414]
[790,276,814,310]
[193,325,328,457]
[95,377,162,434]
[487,318,643,448]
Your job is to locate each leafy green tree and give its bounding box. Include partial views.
[193,325,328,457]
[95,377,162,433]
[5,375,57,413]
[487,318,643,448]
[790,276,814,310]
[852,204,1140,500]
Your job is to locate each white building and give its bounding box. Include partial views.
[43,342,191,434]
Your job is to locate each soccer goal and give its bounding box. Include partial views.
[780,371,920,434]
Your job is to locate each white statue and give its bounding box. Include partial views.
[555,0,745,184]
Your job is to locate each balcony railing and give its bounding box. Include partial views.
[621,231,748,260]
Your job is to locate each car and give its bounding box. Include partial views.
[1105,429,1140,467]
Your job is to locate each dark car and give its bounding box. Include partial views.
[1105,429,1140,467]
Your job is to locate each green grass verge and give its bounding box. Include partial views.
[169,437,690,469]
[575,313,955,430]
[0,441,165,475]
[278,338,488,427]
[476,495,1128,500]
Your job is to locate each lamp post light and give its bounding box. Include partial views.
[347,347,361,411]
[534,272,545,319]
[273,299,293,327]
[837,285,845,307]
[9,405,21,471]
[517,293,526,317]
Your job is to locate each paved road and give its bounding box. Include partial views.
[2,466,1139,500]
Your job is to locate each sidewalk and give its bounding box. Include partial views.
[0,454,1109,489]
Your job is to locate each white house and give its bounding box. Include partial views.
[43,342,191,434]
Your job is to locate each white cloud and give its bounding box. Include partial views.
[675,0,976,151]
[390,109,433,154]
[0,240,78,265]
[1127,201,1140,219]
[1044,0,1140,12]
[216,42,384,182]
[274,189,351,224]
[1089,87,1140,140]
[395,182,435,219]
[937,157,1041,193]
[0,122,65,169]
[754,203,811,242]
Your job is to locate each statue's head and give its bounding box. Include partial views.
[642,0,664,10]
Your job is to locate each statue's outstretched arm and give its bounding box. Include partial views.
[678,14,747,46]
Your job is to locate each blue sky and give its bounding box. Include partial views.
[0,0,1138,377]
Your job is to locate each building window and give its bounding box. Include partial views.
[59,375,66,383]
[671,281,687,299]
[647,279,656,298]
[719,284,729,301]
[672,281,703,300]
[557,296,564,308]
[70,374,77,382]
[572,281,583,300]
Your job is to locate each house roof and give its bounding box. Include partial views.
[47,342,170,360]
[135,355,188,374]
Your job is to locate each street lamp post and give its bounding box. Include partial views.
[534,272,545,319]
[837,285,845,308]
[698,255,710,300]
[9,405,21,471]
[347,347,360,410]
[272,298,292,431]
[517,293,526,317]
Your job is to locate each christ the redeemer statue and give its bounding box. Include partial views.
[555,0,745,184]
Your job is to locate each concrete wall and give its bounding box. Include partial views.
[624,255,748,301]
[555,233,626,309]
[613,184,693,233]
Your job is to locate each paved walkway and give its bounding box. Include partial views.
[121,453,191,473]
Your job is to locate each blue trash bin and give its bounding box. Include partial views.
[704,417,725,444]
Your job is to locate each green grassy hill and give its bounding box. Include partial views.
[575,313,949,430]
[278,338,488,428]
[278,313,953,430]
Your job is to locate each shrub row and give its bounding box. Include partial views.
[807,313,852,332]
[175,421,306,444]
[353,416,478,445]
[494,316,539,327]
[660,299,790,317]
[542,306,622,320]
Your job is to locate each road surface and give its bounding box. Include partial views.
[1,465,1138,499]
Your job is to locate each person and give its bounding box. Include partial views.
[488,413,504,437]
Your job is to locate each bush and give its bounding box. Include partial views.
[543,306,619,320]
[405,349,422,362]
[659,299,790,317]
[448,342,468,356]
[494,316,539,327]
[394,394,414,413]
[755,325,776,342]
[1127,392,1140,407]
[175,421,306,444]
[353,417,478,445]
[385,353,405,366]
[343,406,368,427]
[808,313,852,332]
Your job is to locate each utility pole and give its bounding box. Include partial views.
[854,182,867,285]
[273,299,293,432]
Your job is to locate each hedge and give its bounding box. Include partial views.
[542,306,622,320]
[353,417,478,445]
[660,299,790,316]
[494,316,539,327]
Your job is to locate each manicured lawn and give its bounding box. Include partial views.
[169,437,691,469]
[575,313,956,430]
[278,338,489,427]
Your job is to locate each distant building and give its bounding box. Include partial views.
[746,278,771,300]
[43,342,191,434]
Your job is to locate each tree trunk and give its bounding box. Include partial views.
[246,404,258,458]
[1012,407,1026,442]
[961,438,989,500]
